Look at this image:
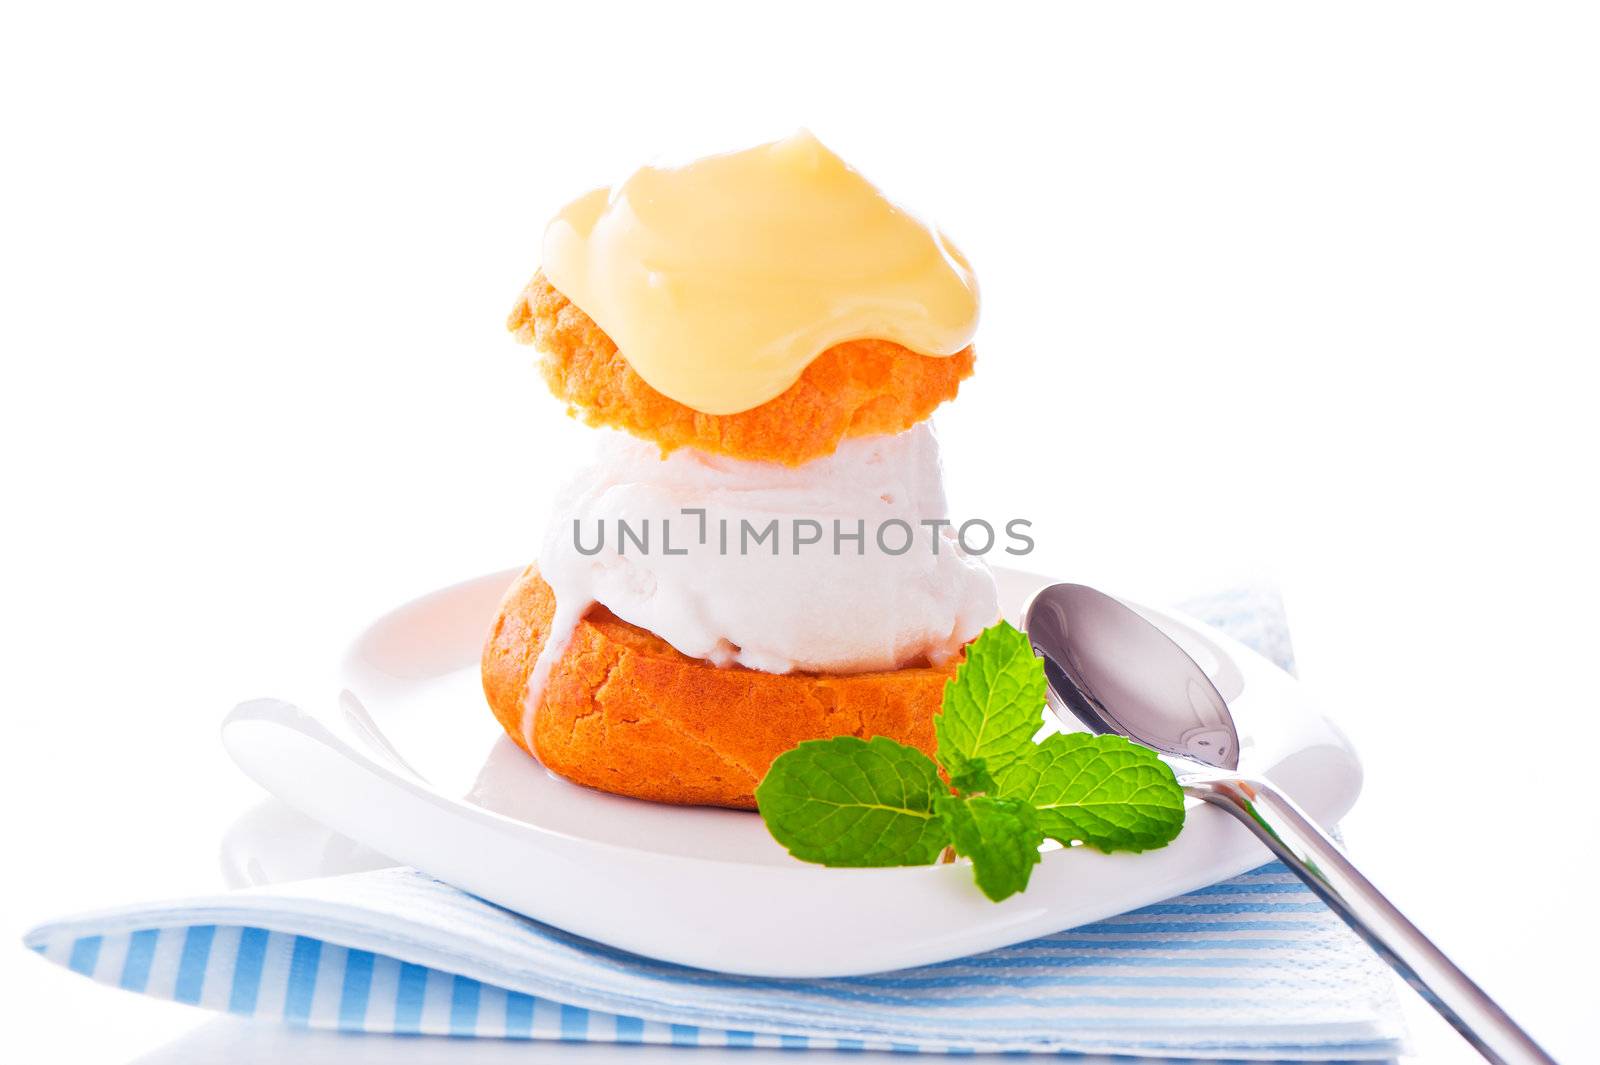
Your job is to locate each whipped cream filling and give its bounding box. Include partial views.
[523,423,998,736]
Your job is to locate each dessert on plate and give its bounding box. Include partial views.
[482,131,998,808]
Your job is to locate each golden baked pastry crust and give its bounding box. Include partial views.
[508,273,976,467]
[481,566,961,809]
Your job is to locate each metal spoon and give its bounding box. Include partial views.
[1023,583,1556,1065]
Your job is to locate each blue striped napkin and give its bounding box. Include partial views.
[21,586,1405,1060]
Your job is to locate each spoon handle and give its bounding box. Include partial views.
[1187,775,1556,1065]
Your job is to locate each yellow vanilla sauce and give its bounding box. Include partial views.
[540,130,980,416]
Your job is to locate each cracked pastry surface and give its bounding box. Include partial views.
[481,565,959,809]
[508,273,976,467]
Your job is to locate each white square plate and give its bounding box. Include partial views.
[222,565,1361,977]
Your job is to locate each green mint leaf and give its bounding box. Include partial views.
[946,756,996,796]
[936,794,1043,901]
[994,732,1186,853]
[934,620,1047,788]
[755,736,950,867]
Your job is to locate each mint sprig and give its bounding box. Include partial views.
[755,620,1187,901]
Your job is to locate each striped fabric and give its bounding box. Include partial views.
[25,863,1403,1059]
[23,585,1404,1059]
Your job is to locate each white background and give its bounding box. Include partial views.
[3,2,1596,1061]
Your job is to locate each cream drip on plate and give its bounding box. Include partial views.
[520,424,998,740]
[540,130,979,416]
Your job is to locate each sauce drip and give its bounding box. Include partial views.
[541,131,979,416]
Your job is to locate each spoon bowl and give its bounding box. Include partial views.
[1024,583,1240,772]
